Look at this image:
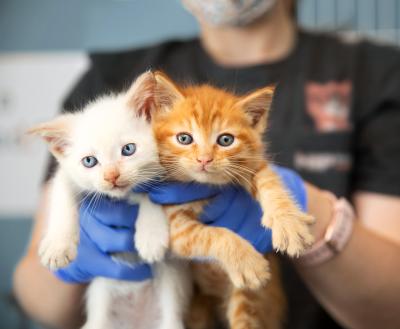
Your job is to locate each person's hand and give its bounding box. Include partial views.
[55,197,152,283]
[142,165,307,254]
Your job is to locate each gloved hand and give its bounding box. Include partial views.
[55,197,152,283]
[143,165,307,254]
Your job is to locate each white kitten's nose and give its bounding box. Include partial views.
[104,167,120,185]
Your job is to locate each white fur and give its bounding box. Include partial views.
[39,90,190,329]
[39,170,79,270]
[132,194,169,263]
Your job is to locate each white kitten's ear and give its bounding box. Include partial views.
[153,71,184,111]
[236,85,275,132]
[126,71,157,122]
[28,114,75,157]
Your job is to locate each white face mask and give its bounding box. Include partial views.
[182,0,277,27]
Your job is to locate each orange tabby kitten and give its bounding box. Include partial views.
[150,71,314,329]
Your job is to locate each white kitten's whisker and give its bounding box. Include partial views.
[92,193,105,214]
[130,173,164,183]
[83,193,98,216]
[77,191,93,206]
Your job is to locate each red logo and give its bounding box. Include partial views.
[305,81,352,132]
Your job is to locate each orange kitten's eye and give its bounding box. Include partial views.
[176,133,193,145]
[217,134,234,147]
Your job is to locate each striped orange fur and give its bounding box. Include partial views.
[151,71,314,328]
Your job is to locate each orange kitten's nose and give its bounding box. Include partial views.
[104,168,120,184]
[197,156,213,166]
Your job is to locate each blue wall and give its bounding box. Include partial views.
[0,0,199,52]
[1,0,400,52]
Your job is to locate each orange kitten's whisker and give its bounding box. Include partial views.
[225,167,254,188]
[226,163,255,176]
[224,171,239,186]
[230,155,265,163]
[224,168,244,186]
[227,163,257,175]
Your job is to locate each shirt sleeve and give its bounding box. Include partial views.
[352,42,400,196]
[43,61,108,182]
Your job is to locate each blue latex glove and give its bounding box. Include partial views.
[143,165,307,254]
[55,197,152,283]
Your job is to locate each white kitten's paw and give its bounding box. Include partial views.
[262,210,315,257]
[39,235,78,270]
[135,225,169,263]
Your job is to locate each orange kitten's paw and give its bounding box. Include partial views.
[39,236,78,270]
[227,251,271,290]
[263,211,315,257]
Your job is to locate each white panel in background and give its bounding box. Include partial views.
[0,53,88,218]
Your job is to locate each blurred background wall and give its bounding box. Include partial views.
[0,1,399,328]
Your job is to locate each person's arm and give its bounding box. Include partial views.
[13,183,152,329]
[146,171,400,329]
[298,42,400,328]
[296,184,400,329]
[13,184,86,329]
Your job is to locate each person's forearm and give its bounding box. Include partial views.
[13,184,86,329]
[295,184,400,329]
[14,250,86,329]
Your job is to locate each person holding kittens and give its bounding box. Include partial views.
[14,0,400,329]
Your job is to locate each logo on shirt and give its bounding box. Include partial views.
[294,151,352,173]
[305,81,352,132]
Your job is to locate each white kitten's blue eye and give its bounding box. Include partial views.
[176,133,193,145]
[217,134,234,147]
[122,143,136,156]
[82,156,98,168]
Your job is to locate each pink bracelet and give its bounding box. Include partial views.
[297,192,355,267]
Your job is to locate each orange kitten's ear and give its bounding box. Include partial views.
[236,86,275,132]
[153,71,184,111]
[27,114,75,158]
[126,71,157,122]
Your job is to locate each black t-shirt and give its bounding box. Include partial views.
[47,30,400,329]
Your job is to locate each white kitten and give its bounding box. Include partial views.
[30,72,191,329]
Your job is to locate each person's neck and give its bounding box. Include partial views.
[199,2,297,67]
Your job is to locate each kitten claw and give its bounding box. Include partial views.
[136,240,168,263]
[135,224,169,263]
[263,210,315,257]
[39,236,78,270]
[227,249,271,290]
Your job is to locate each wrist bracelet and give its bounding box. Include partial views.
[297,191,355,267]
